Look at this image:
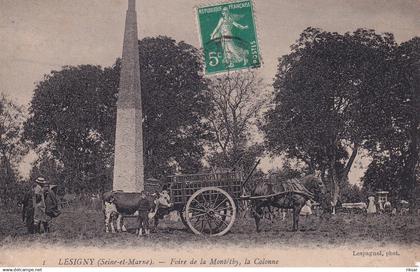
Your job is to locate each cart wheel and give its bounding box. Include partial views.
[185,187,236,236]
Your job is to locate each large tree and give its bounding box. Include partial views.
[206,71,267,172]
[24,36,211,192]
[138,37,211,177]
[395,37,420,206]
[24,65,115,192]
[263,28,396,212]
[362,37,420,205]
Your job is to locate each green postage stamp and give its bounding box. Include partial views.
[196,0,261,74]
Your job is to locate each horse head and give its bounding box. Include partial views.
[300,175,327,202]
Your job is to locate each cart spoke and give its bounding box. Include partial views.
[197,193,210,207]
[192,207,206,217]
[192,216,203,228]
[213,215,229,227]
[208,220,213,235]
[189,207,207,213]
[214,198,228,210]
[199,218,205,232]
[203,191,211,202]
[190,212,206,219]
[212,192,221,209]
[192,198,206,209]
[214,206,234,213]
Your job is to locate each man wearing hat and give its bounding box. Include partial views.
[33,177,50,233]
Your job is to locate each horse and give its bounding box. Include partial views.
[251,175,328,232]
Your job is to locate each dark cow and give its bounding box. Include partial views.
[102,191,172,233]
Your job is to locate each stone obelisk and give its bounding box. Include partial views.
[113,0,144,192]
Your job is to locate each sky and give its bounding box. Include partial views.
[0,0,419,182]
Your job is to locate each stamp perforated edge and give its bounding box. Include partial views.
[193,0,264,77]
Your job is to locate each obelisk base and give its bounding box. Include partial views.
[113,107,144,192]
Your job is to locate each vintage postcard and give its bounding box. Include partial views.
[0,0,419,269]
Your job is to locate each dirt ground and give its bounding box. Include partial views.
[0,206,419,249]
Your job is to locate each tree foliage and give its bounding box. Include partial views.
[0,94,28,165]
[24,36,211,192]
[139,37,211,177]
[0,94,28,205]
[263,28,397,207]
[24,65,115,192]
[362,37,420,202]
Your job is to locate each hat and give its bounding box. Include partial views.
[35,177,48,185]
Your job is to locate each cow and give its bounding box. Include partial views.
[102,190,172,233]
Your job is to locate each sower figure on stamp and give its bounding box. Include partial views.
[210,7,249,68]
[137,191,153,237]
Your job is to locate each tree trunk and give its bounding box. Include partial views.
[329,143,358,214]
[343,143,359,178]
[330,167,340,215]
[329,143,339,214]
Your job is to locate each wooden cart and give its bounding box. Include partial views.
[166,171,243,236]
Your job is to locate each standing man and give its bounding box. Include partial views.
[137,191,153,236]
[33,177,49,233]
[22,177,60,233]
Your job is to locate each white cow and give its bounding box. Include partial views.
[104,201,119,233]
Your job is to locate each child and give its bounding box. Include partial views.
[367,195,376,214]
[300,199,312,216]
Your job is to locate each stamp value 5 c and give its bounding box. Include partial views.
[196,0,261,74]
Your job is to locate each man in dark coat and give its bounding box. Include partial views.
[22,177,60,233]
[137,191,153,236]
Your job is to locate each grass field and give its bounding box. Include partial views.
[1,205,419,249]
